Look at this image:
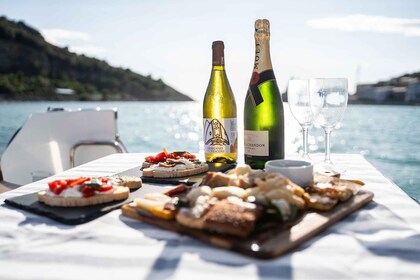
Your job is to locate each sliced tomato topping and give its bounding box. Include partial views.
[48,176,108,197]
[145,149,195,163]
[59,180,68,187]
[181,152,195,159]
[48,179,69,194]
[80,185,95,197]
[48,180,59,191]
[168,152,180,159]
[155,152,167,162]
[54,185,67,195]
[100,177,109,183]
[98,184,113,192]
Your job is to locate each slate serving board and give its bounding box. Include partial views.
[2,163,234,225]
[122,190,374,259]
[5,192,133,225]
[3,166,147,225]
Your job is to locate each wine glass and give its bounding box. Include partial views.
[309,78,348,173]
[287,79,313,160]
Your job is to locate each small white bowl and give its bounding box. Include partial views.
[264,159,313,187]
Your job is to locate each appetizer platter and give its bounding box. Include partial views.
[122,164,374,259]
[4,149,374,257]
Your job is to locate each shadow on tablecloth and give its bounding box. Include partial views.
[119,214,299,280]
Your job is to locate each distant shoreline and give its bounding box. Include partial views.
[348,99,420,106]
[1,99,418,106]
[0,99,196,103]
[281,93,419,107]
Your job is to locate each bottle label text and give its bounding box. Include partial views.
[244,130,269,156]
[203,118,237,154]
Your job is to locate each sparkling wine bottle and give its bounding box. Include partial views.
[203,41,238,163]
[244,19,285,169]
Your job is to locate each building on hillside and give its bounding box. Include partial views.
[356,84,406,103]
[406,79,420,102]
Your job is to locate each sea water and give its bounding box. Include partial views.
[0,101,419,201]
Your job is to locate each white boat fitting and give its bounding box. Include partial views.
[1,107,127,186]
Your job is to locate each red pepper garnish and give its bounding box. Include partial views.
[69,177,89,187]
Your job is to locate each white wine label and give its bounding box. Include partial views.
[244,130,269,156]
[203,118,237,154]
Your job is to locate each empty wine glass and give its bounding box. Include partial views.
[287,79,313,160]
[309,78,348,173]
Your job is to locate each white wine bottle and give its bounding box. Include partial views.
[203,41,238,163]
[244,19,284,169]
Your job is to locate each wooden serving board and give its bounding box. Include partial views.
[122,190,374,259]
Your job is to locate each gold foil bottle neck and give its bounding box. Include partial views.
[254,19,270,41]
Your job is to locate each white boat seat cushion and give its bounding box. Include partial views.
[1,109,125,185]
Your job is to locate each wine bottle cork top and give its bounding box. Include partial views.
[212,40,225,66]
[255,19,270,41]
[212,40,224,49]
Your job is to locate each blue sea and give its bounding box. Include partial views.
[0,101,419,201]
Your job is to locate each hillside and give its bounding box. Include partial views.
[0,17,192,101]
[352,71,420,105]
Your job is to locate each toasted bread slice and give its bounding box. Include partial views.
[38,186,129,207]
[176,198,260,238]
[202,199,259,238]
[142,163,209,178]
[110,175,142,189]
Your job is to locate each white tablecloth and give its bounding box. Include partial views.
[1,153,419,280]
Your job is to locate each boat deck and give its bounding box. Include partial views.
[0,182,11,194]
[0,177,19,194]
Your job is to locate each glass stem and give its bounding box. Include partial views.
[302,126,309,158]
[324,128,332,164]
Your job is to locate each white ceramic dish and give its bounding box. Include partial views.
[264,159,313,187]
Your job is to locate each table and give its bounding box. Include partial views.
[1,153,419,279]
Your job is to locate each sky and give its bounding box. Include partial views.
[1,0,420,102]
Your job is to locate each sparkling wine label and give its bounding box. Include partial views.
[244,130,269,156]
[204,118,237,154]
[247,70,276,107]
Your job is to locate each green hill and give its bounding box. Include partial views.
[0,16,192,101]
